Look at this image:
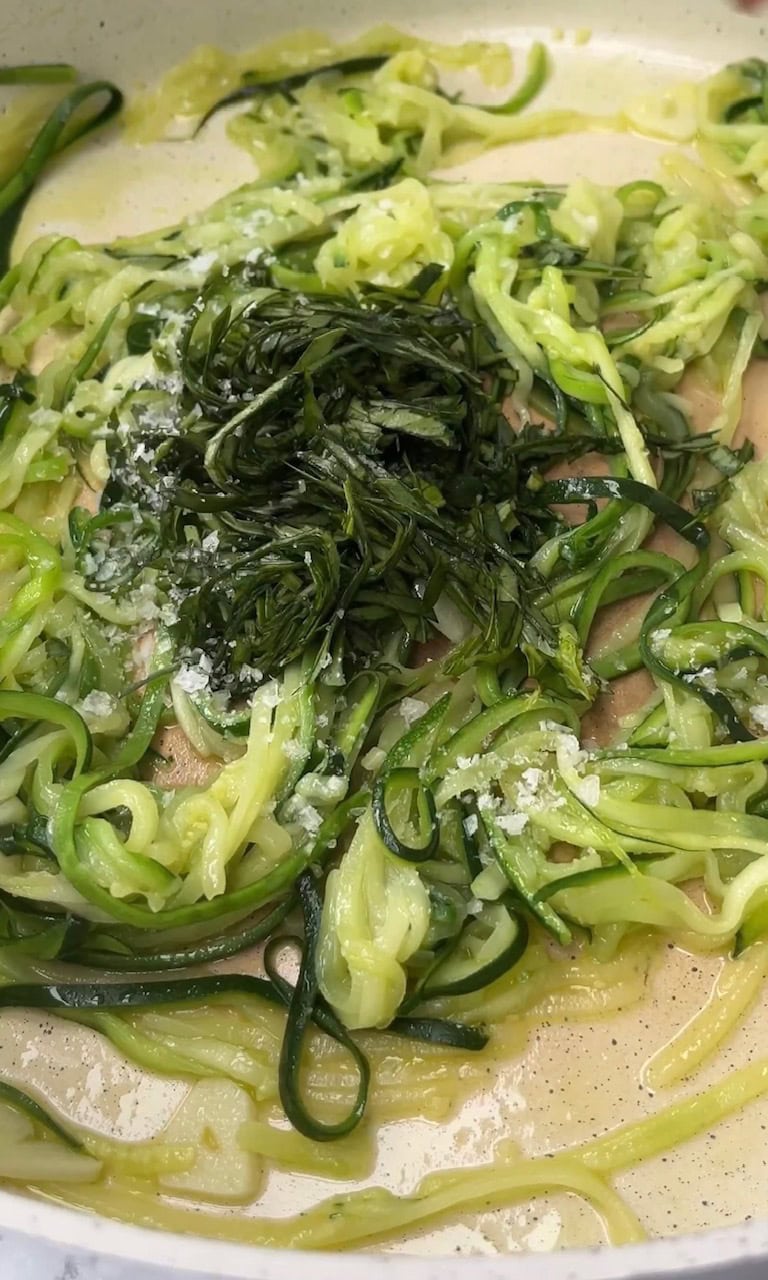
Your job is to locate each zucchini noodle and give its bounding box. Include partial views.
[645,943,768,1088]
[1,27,768,1255]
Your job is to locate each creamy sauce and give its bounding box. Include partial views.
[3,45,768,1254]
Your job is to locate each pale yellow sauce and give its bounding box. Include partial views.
[3,44,768,1255]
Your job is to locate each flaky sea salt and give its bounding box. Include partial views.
[752,705,768,731]
[175,664,210,694]
[573,774,600,807]
[260,683,281,709]
[496,812,528,836]
[399,697,428,727]
[78,690,114,718]
[361,746,387,772]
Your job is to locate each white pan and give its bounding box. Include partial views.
[0,1,767,1276]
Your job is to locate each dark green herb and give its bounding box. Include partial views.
[90,287,560,693]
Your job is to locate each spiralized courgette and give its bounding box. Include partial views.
[0,25,768,1252]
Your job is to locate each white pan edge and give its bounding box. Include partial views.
[2,1185,768,1280]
